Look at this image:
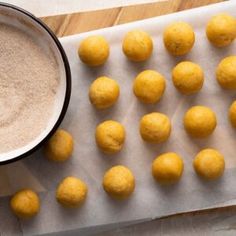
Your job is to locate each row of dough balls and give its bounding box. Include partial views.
[38,104,236,161]
[10,147,225,219]
[78,13,236,66]
[95,104,236,154]
[89,56,236,111]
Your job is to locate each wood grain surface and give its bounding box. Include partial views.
[40,1,236,235]
[41,0,222,37]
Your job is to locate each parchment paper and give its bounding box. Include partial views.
[8,1,236,235]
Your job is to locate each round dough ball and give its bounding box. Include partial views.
[103,165,135,200]
[95,120,125,154]
[89,76,120,109]
[163,22,195,56]
[133,70,166,104]
[140,112,171,143]
[229,100,236,128]
[10,189,40,219]
[122,30,153,62]
[44,129,73,162]
[206,13,236,47]
[172,61,204,95]
[152,152,184,185]
[56,177,88,208]
[216,56,236,89]
[78,35,109,66]
[193,148,225,180]
[184,106,217,138]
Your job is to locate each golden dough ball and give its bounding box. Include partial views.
[140,112,171,143]
[206,13,236,47]
[56,177,88,208]
[152,152,184,185]
[184,106,217,138]
[133,70,166,104]
[10,189,40,219]
[163,22,195,56]
[122,30,153,62]
[193,148,225,180]
[44,129,73,162]
[172,61,204,95]
[229,100,236,128]
[216,56,236,89]
[78,35,109,66]
[95,120,125,154]
[103,165,135,200]
[89,76,120,109]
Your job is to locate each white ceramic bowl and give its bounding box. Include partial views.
[0,3,71,164]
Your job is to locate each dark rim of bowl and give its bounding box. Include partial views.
[0,2,71,165]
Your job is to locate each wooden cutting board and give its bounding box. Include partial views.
[40,0,236,234]
[41,0,222,37]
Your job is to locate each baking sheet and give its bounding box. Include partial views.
[7,1,236,235]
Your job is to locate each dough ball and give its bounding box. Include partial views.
[152,152,184,185]
[163,22,195,56]
[89,76,120,109]
[184,106,217,138]
[78,35,109,66]
[193,148,225,180]
[133,70,166,104]
[103,165,135,200]
[95,120,125,154]
[10,189,40,219]
[44,129,73,162]
[172,61,204,95]
[216,56,236,89]
[122,30,153,62]
[206,13,236,47]
[229,100,236,128]
[140,112,171,143]
[56,177,88,208]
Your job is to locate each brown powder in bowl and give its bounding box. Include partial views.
[0,23,59,153]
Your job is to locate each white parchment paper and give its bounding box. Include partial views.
[9,1,236,235]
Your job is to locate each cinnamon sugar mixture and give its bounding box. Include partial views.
[0,23,59,153]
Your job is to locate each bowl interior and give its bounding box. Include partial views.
[0,5,67,162]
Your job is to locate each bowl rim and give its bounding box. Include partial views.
[0,2,71,165]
